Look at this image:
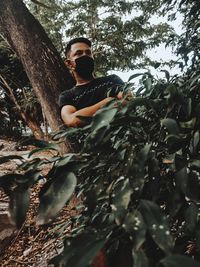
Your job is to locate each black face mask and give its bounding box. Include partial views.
[75,56,94,79]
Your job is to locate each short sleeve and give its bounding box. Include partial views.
[58,90,74,110]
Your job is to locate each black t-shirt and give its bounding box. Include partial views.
[59,74,124,110]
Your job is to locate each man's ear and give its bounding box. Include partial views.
[64,59,71,68]
[64,59,75,70]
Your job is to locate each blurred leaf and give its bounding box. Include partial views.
[9,186,30,228]
[133,249,149,267]
[161,118,180,135]
[91,106,117,131]
[50,231,108,267]
[179,118,196,129]
[175,167,188,195]
[37,172,77,225]
[128,73,144,82]
[161,255,200,267]
[55,154,75,168]
[139,200,174,254]
[185,203,198,233]
[28,147,58,158]
[161,70,170,81]
[0,155,23,164]
[20,138,59,150]
[111,179,132,225]
[124,211,146,250]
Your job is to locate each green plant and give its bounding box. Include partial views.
[1,71,200,266]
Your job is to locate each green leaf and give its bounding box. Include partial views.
[179,118,196,129]
[128,73,144,82]
[133,249,149,267]
[50,231,108,267]
[144,77,152,91]
[161,255,200,267]
[37,172,77,225]
[185,203,198,233]
[161,70,170,81]
[128,97,154,110]
[161,119,180,135]
[111,179,132,225]
[139,200,174,254]
[124,211,146,250]
[175,167,188,195]
[9,186,30,228]
[28,147,58,158]
[91,106,117,131]
[0,155,23,165]
[55,154,75,168]
[20,138,59,150]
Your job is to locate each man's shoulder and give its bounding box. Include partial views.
[94,74,124,85]
[59,86,76,97]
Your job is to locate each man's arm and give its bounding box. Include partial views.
[61,97,114,127]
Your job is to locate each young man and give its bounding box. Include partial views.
[59,37,124,127]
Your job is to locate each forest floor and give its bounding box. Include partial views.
[0,138,78,267]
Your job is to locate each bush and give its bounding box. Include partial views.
[1,71,200,267]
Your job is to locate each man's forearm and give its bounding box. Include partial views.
[74,97,113,117]
[67,97,114,127]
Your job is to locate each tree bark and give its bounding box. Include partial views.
[0,0,74,138]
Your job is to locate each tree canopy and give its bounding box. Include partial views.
[27,0,174,75]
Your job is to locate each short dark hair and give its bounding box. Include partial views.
[64,37,91,57]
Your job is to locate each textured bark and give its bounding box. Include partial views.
[0,0,74,135]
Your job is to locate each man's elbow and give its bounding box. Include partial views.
[62,116,80,128]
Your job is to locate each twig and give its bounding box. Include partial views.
[10,219,27,247]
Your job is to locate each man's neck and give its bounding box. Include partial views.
[75,74,94,86]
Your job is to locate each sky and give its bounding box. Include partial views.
[110,12,184,83]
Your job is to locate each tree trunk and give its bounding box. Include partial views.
[0,0,74,140]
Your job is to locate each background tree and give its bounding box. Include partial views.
[27,0,174,75]
[0,36,44,139]
[0,0,74,139]
[161,0,200,73]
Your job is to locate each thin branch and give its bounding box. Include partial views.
[30,0,51,9]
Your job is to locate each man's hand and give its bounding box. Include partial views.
[117,91,134,101]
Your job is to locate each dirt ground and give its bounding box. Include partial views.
[0,138,78,266]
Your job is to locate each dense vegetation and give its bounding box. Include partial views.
[1,68,200,266]
[1,0,200,266]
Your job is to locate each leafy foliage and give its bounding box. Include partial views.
[0,35,43,138]
[27,0,174,74]
[1,69,200,266]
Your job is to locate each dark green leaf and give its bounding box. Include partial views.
[161,119,180,135]
[124,211,146,250]
[91,106,117,131]
[161,255,200,267]
[50,231,108,267]
[0,155,23,165]
[9,186,30,228]
[175,167,188,195]
[133,249,149,267]
[161,70,170,81]
[28,146,58,158]
[111,179,132,225]
[139,200,174,254]
[179,118,196,129]
[37,172,77,225]
[185,203,198,233]
[128,73,144,82]
[20,138,59,150]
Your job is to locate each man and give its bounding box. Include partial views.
[59,37,124,127]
